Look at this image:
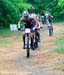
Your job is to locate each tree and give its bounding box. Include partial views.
[0,0,33,28]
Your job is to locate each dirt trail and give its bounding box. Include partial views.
[0,24,64,75]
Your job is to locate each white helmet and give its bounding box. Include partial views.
[22,10,29,17]
[45,13,48,16]
[29,13,36,19]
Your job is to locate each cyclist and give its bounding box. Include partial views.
[34,16,41,42]
[18,10,39,50]
[46,13,53,35]
[30,13,41,42]
[29,10,41,41]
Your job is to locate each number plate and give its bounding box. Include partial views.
[25,28,30,33]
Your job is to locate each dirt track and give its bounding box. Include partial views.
[0,23,64,75]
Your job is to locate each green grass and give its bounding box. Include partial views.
[52,47,64,54]
[55,29,64,35]
[52,29,64,54]
[0,29,21,38]
[0,40,13,46]
[56,39,64,45]
[52,39,64,54]
[58,30,64,34]
[0,28,21,46]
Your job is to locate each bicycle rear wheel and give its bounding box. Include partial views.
[49,26,53,36]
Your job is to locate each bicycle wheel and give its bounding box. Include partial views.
[26,33,30,58]
[49,29,51,36]
[34,29,38,48]
[51,26,53,35]
[49,26,52,36]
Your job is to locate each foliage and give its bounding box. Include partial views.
[26,0,64,21]
[0,0,64,28]
[0,0,33,28]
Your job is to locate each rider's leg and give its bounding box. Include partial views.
[37,29,40,42]
[22,25,26,49]
[22,31,25,49]
[30,31,34,50]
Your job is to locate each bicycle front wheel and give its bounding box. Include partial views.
[26,33,30,58]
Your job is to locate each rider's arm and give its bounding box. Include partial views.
[18,18,22,29]
[34,17,40,26]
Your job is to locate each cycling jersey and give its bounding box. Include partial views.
[19,16,36,32]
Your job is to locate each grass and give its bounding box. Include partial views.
[56,39,64,45]
[0,40,13,46]
[0,28,21,46]
[0,29,21,38]
[52,28,64,54]
[52,39,64,54]
[55,29,64,35]
[57,30,64,34]
[52,47,64,54]
[52,26,64,71]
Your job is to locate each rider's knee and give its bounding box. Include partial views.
[22,31,25,35]
[30,32,34,38]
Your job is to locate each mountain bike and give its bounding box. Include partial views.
[18,27,39,58]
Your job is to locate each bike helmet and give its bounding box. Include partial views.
[22,10,29,17]
[29,13,36,19]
